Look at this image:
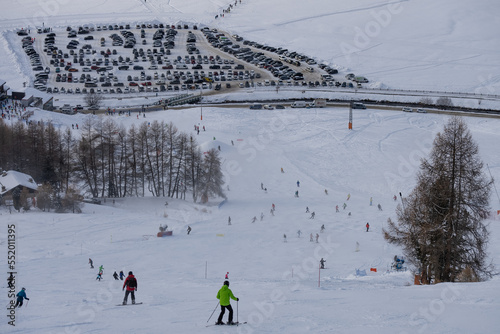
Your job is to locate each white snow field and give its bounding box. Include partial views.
[1,1,500,333]
[1,0,500,95]
[1,105,500,334]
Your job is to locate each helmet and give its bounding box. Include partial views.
[129,271,133,275]
[224,280,229,286]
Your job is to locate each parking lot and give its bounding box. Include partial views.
[21,22,364,101]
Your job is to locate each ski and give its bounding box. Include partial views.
[116,302,143,306]
[206,322,247,327]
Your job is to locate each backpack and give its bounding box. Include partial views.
[127,277,137,288]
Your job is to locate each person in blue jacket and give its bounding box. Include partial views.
[15,287,29,308]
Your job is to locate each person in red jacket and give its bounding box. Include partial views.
[122,271,137,305]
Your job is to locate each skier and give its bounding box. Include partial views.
[297,180,300,187]
[89,258,94,269]
[343,203,347,210]
[113,271,119,280]
[295,190,299,198]
[370,197,373,206]
[283,234,287,242]
[119,271,125,280]
[225,272,229,279]
[99,265,104,274]
[315,233,319,243]
[393,195,397,201]
[260,212,264,221]
[187,226,192,235]
[228,216,231,225]
[336,205,339,213]
[96,272,102,281]
[7,272,14,289]
[297,230,302,238]
[324,189,328,195]
[306,206,309,213]
[309,212,315,219]
[347,193,351,200]
[321,224,325,233]
[281,167,284,173]
[320,258,326,269]
[122,271,137,305]
[272,203,275,211]
[261,182,264,190]
[14,288,29,308]
[270,208,274,216]
[366,222,370,232]
[310,233,313,242]
[378,204,383,211]
[251,216,257,223]
[216,280,239,325]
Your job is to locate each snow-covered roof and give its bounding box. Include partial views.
[0,170,38,195]
[24,87,53,104]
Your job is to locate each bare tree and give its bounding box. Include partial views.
[84,92,104,110]
[419,97,433,105]
[384,117,493,283]
[436,96,453,107]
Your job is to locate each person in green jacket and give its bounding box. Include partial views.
[216,280,239,325]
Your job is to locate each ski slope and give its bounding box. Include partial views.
[1,106,500,333]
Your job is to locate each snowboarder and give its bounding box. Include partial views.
[295,190,299,198]
[297,180,300,187]
[309,212,315,219]
[14,288,29,308]
[251,216,257,223]
[122,271,137,305]
[89,258,94,269]
[119,271,125,280]
[320,258,326,269]
[228,216,231,225]
[113,271,119,280]
[187,226,192,235]
[306,206,309,213]
[225,272,229,279]
[366,222,370,232]
[378,204,383,211]
[297,230,302,238]
[283,234,287,242]
[321,224,325,233]
[216,280,239,325]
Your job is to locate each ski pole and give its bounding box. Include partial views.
[237,300,239,326]
[26,300,29,308]
[207,302,219,323]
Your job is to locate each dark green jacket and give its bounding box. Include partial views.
[217,285,237,306]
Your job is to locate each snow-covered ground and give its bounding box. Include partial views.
[2,1,500,333]
[1,0,500,96]
[1,105,500,333]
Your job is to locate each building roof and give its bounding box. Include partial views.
[0,170,38,195]
[24,87,53,105]
[0,79,6,87]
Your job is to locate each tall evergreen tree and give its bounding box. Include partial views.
[384,117,493,283]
